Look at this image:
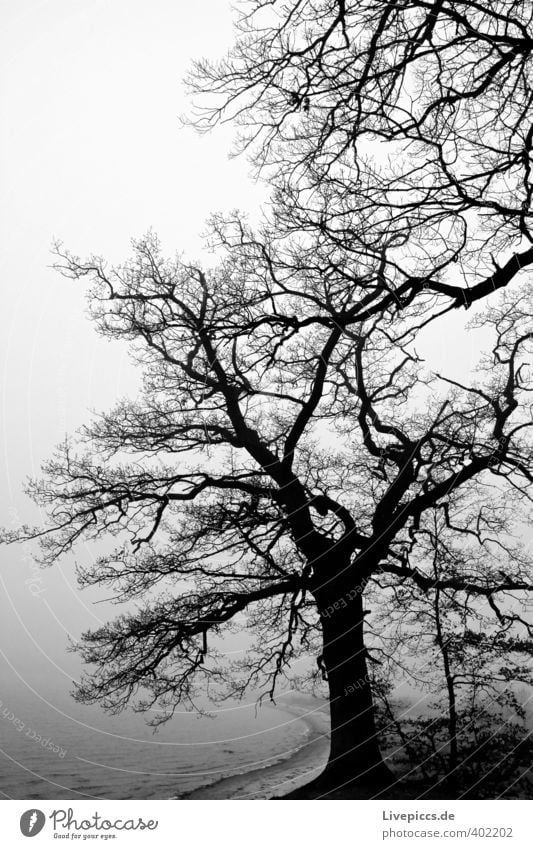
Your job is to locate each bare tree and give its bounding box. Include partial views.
[4,0,533,798]
[372,503,533,796]
[4,229,533,794]
[188,0,533,321]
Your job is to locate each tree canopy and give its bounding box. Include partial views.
[4,0,533,795]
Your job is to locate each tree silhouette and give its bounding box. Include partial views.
[4,0,533,797]
[189,0,533,317]
[372,502,533,796]
[4,234,532,794]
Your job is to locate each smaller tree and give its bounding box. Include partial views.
[373,505,533,797]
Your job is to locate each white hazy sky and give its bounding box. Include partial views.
[0,0,264,698]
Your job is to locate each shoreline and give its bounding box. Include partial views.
[178,699,330,800]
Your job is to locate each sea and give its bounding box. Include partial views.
[4,676,530,800]
[0,682,316,800]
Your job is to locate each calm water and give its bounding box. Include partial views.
[0,684,312,799]
[4,680,530,800]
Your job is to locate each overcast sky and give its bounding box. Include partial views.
[0,0,265,702]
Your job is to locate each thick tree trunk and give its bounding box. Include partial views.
[315,576,394,791]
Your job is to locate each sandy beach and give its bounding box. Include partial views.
[179,696,330,800]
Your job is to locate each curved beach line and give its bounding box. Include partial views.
[177,702,330,800]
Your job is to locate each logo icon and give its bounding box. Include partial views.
[20,810,46,837]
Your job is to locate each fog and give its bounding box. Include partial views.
[1,0,525,760]
[0,0,263,707]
